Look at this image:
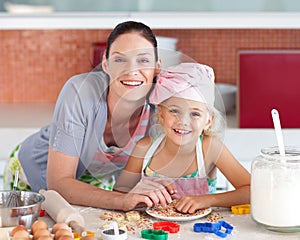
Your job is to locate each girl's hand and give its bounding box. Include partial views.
[175,195,212,214]
[129,179,177,207]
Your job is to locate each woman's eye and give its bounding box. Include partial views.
[169,109,179,114]
[141,58,149,63]
[114,57,126,63]
[138,58,151,65]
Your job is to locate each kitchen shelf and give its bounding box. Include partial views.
[1,12,300,30]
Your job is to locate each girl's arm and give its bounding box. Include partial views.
[175,136,250,213]
[207,137,250,206]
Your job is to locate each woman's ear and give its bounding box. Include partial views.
[155,59,162,75]
[102,51,108,73]
[157,105,164,124]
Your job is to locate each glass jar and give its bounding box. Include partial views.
[251,146,300,232]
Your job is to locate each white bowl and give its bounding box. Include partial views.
[215,83,237,113]
[156,36,178,51]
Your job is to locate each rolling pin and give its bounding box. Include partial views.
[39,189,86,236]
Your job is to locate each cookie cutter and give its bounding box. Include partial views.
[73,231,95,240]
[153,221,180,233]
[101,221,127,240]
[193,222,219,233]
[194,220,233,238]
[141,229,168,240]
[231,204,250,214]
[215,220,234,238]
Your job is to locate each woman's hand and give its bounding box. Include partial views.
[175,195,212,214]
[129,179,177,207]
[119,192,154,211]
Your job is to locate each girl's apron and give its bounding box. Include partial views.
[142,134,209,199]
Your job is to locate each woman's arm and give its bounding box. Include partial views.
[46,147,153,211]
[113,143,147,192]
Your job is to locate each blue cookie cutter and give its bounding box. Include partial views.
[194,220,233,238]
[194,222,219,233]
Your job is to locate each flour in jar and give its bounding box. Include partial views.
[251,167,300,227]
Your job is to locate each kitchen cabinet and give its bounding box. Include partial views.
[238,50,300,128]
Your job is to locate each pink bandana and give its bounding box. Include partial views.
[149,63,215,106]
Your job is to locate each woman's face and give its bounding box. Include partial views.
[158,97,211,146]
[103,32,160,102]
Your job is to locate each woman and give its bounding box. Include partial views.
[6,21,166,211]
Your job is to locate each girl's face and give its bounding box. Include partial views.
[158,97,211,146]
[102,32,161,102]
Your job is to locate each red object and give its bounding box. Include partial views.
[39,209,45,217]
[91,42,106,69]
[153,221,180,233]
[238,50,300,128]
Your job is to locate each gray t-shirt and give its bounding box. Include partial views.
[19,71,153,191]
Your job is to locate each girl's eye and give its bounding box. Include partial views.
[191,112,201,118]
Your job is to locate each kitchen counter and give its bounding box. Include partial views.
[63,206,300,239]
[0,103,54,128]
[1,12,300,29]
[0,103,55,164]
[2,206,300,239]
[1,103,300,190]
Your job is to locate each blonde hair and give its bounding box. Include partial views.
[203,105,225,140]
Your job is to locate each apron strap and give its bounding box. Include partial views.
[142,134,165,170]
[142,134,206,177]
[196,137,206,177]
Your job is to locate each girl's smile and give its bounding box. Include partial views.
[173,128,192,135]
[158,97,211,145]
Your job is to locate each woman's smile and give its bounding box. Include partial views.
[120,79,144,88]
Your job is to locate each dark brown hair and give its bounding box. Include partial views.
[106,21,158,61]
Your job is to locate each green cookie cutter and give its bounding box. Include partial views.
[141,229,168,240]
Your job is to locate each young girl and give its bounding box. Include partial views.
[114,63,250,213]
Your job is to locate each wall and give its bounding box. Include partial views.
[0,28,300,103]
